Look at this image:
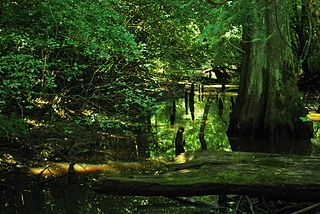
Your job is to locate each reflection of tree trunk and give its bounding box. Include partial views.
[185,89,188,115]
[218,97,224,117]
[136,128,149,158]
[170,100,176,126]
[218,194,227,213]
[31,186,46,213]
[189,84,195,121]
[198,84,201,102]
[175,126,185,156]
[201,85,204,102]
[228,0,312,143]
[230,96,236,110]
[134,115,151,158]
[199,98,211,150]
[229,137,311,155]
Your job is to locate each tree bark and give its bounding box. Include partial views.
[94,151,320,201]
[228,0,312,142]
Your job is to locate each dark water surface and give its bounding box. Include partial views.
[1,87,319,213]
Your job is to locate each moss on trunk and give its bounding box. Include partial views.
[228,0,312,142]
[94,151,320,201]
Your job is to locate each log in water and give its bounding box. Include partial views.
[94,151,320,201]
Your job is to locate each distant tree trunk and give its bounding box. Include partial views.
[228,0,312,142]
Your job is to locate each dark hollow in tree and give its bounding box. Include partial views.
[175,126,185,156]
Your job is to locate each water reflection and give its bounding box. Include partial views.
[228,137,312,155]
[150,87,315,157]
[0,177,220,214]
[133,114,151,159]
[0,181,155,213]
[1,87,318,213]
[189,83,195,121]
[150,90,233,158]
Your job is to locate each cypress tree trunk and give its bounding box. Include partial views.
[228,0,312,142]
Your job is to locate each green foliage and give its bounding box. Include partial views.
[74,114,124,130]
[0,115,27,138]
[0,0,144,114]
[125,0,228,71]
[0,0,242,137]
[307,48,320,75]
[202,1,242,67]
[299,116,310,122]
[287,0,320,77]
[0,0,244,116]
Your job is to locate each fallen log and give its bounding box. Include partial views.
[94,151,320,201]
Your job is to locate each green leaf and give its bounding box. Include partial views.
[25,105,34,110]
[299,116,310,122]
